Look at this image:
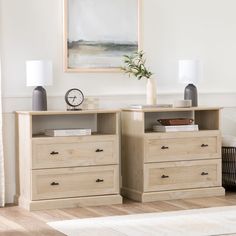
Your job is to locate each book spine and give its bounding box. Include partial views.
[165,127,198,132]
[153,125,199,132]
[45,129,92,136]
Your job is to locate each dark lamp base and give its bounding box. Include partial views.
[184,83,198,107]
[32,86,47,111]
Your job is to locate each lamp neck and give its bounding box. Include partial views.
[187,83,196,88]
[34,86,46,91]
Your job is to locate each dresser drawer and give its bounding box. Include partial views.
[144,131,220,163]
[32,136,118,169]
[32,165,119,200]
[144,159,221,192]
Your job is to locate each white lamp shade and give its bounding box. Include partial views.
[178,60,199,84]
[26,60,53,86]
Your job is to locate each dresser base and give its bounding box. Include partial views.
[16,194,123,211]
[121,187,225,202]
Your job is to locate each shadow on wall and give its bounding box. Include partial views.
[222,108,236,136]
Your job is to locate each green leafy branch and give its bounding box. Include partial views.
[121,51,153,80]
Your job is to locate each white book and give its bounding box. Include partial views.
[153,125,199,132]
[129,104,173,109]
[45,128,92,137]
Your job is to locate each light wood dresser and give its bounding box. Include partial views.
[121,107,225,202]
[15,110,122,211]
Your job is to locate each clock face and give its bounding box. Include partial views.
[65,88,84,108]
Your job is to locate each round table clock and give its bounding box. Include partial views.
[65,88,84,111]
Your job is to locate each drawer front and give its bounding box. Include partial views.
[32,136,118,169]
[32,165,119,200]
[145,131,220,163]
[144,159,221,192]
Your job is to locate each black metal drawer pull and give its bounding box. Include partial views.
[50,151,59,155]
[96,179,104,183]
[95,149,104,152]
[201,172,209,176]
[50,182,59,186]
[161,175,169,179]
[201,144,209,148]
[161,146,169,150]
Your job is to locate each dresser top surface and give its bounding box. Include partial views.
[122,106,222,112]
[16,109,120,115]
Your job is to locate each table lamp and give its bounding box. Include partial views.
[26,60,53,111]
[178,60,199,107]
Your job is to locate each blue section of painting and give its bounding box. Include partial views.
[68,40,138,68]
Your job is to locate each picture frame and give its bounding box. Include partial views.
[63,0,141,72]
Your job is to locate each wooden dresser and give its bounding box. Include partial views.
[121,107,225,202]
[15,110,122,211]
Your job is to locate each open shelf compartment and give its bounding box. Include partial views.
[31,112,118,137]
[144,109,220,133]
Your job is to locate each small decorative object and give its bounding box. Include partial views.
[173,99,192,108]
[121,51,157,105]
[63,0,140,72]
[82,97,99,110]
[178,60,200,107]
[157,118,194,126]
[26,60,53,111]
[65,88,84,111]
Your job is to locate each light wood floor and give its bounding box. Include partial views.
[1,193,236,236]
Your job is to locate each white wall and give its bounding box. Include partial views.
[1,0,236,203]
[144,0,236,93]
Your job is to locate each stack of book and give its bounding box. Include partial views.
[153,124,199,132]
[129,104,173,109]
[45,128,92,137]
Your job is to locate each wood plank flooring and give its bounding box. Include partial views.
[1,193,236,236]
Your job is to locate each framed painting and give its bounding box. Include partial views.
[63,0,141,72]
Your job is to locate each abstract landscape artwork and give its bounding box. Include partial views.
[64,0,139,72]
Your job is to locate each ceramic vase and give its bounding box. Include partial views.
[146,78,157,105]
